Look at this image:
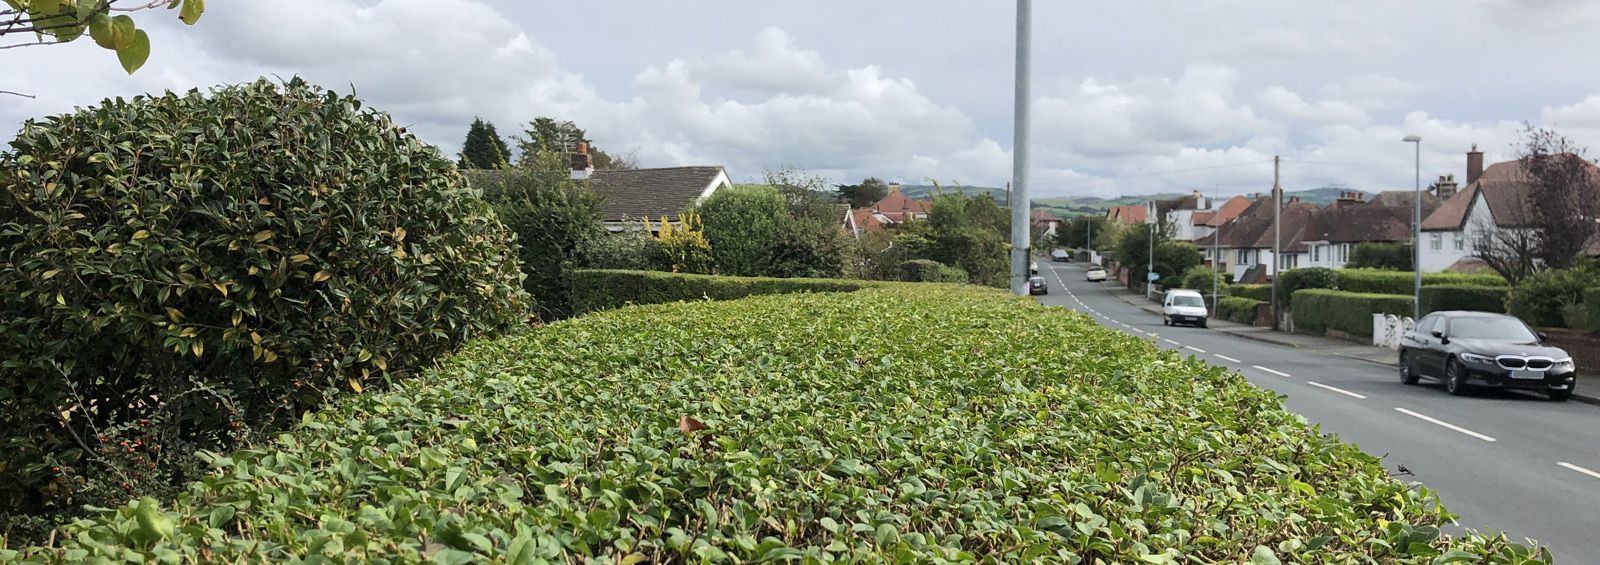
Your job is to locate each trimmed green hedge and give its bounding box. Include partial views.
[1277,267,1339,310]
[1419,285,1509,316]
[5,283,1539,562]
[1226,284,1272,301]
[898,259,969,283]
[1587,288,1600,333]
[1336,269,1506,295]
[1217,297,1262,324]
[570,269,880,313]
[1293,289,1414,338]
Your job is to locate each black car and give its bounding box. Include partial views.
[1399,311,1577,400]
[1028,276,1048,295]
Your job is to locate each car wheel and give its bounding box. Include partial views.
[1549,387,1573,402]
[1444,358,1469,396]
[1399,352,1420,385]
[1162,315,1170,326]
[1198,320,1208,329]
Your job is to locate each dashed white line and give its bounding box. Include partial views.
[1163,339,1182,346]
[1214,354,1241,363]
[1185,346,1207,354]
[1306,381,1367,399]
[1557,462,1600,480]
[1253,365,1291,378]
[1393,408,1496,442]
[1130,328,1148,335]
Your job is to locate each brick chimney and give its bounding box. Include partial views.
[887,182,902,194]
[1466,144,1483,186]
[1334,190,1366,208]
[569,142,594,180]
[1435,174,1458,198]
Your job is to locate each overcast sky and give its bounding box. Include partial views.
[5,0,1600,197]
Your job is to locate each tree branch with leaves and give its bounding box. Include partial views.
[2,0,203,75]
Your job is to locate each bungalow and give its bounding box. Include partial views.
[842,185,933,238]
[1299,192,1417,269]
[465,147,733,232]
[1030,209,1063,237]
[1212,191,1318,280]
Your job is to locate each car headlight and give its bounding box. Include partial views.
[1459,353,1497,366]
[1553,358,1575,372]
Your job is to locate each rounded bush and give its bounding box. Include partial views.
[898,259,966,283]
[1506,263,1600,328]
[1276,267,1339,310]
[0,79,530,517]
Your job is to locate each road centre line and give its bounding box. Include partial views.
[1306,381,1367,399]
[1557,462,1600,480]
[1393,408,1497,442]
[1163,339,1182,346]
[1253,365,1291,378]
[1214,354,1241,363]
[1185,346,1207,354]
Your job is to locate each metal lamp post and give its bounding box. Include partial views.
[1403,135,1422,320]
[1007,0,1033,296]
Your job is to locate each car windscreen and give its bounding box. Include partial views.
[1171,295,1204,307]
[1448,317,1538,342]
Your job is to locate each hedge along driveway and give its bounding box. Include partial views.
[9,286,1544,563]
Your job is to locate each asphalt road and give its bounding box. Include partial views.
[1035,262,1600,562]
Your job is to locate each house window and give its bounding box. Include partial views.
[1312,245,1320,262]
[1454,234,1464,251]
[1430,233,1442,251]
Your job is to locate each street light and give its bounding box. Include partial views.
[1402,134,1421,320]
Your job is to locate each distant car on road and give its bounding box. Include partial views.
[1030,261,1039,274]
[1050,249,1071,262]
[1399,311,1576,401]
[1162,289,1208,328]
[1084,266,1107,282]
[1028,276,1048,295]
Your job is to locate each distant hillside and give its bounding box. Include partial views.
[897,184,1007,202]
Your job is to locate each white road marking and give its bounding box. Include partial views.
[1393,408,1497,442]
[1185,346,1207,354]
[1557,462,1600,480]
[1163,339,1182,346]
[1130,328,1148,335]
[1253,365,1291,378]
[1214,354,1241,363]
[1118,322,1131,328]
[1306,381,1367,399]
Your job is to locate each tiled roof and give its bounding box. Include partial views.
[873,190,931,217]
[1302,205,1413,244]
[1030,209,1063,224]
[463,166,726,223]
[1215,196,1316,251]
[1107,204,1147,224]
[1367,190,1442,211]
[1422,156,1600,231]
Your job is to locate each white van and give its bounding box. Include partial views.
[1162,289,1209,328]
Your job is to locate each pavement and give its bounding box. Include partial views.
[1036,263,1600,563]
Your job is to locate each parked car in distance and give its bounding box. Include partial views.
[1399,311,1576,401]
[1051,249,1071,262]
[1162,289,1208,328]
[1030,261,1039,274]
[1085,266,1107,282]
[1028,276,1048,295]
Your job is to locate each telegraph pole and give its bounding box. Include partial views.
[1008,0,1033,296]
[1271,155,1282,330]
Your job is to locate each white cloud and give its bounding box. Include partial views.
[1258,86,1370,125]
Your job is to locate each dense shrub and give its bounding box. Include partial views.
[1217,296,1262,324]
[1586,288,1600,333]
[647,211,714,274]
[5,284,1541,562]
[580,228,664,271]
[0,79,529,525]
[1506,264,1600,328]
[471,167,605,320]
[1226,283,1273,301]
[1275,267,1339,310]
[1293,290,1414,338]
[1347,242,1413,271]
[1177,265,1226,291]
[698,185,787,276]
[1336,269,1506,295]
[898,259,968,283]
[569,269,876,313]
[1419,285,1509,315]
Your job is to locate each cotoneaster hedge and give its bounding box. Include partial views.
[1335,269,1507,295]
[1293,289,1414,338]
[6,284,1544,563]
[1217,296,1263,324]
[1419,286,1509,316]
[1226,284,1273,302]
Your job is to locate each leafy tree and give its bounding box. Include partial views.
[1347,242,1412,271]
[1056,215,1108,250]
[457,117,511,170]
[699,170,847,279]
[1116,219,1196,288]
[1,0,203,75]
[836,177,891,208]
[514,117,635,170]
[926,193,1010,287]
[1518,124,1599,270]
[472,157,605,321]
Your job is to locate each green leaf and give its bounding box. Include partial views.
[1250,546,1282,565]
[116,29,150,74]
[102,13,136,50]
[178,0,203,25]
[87,13,115,49]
